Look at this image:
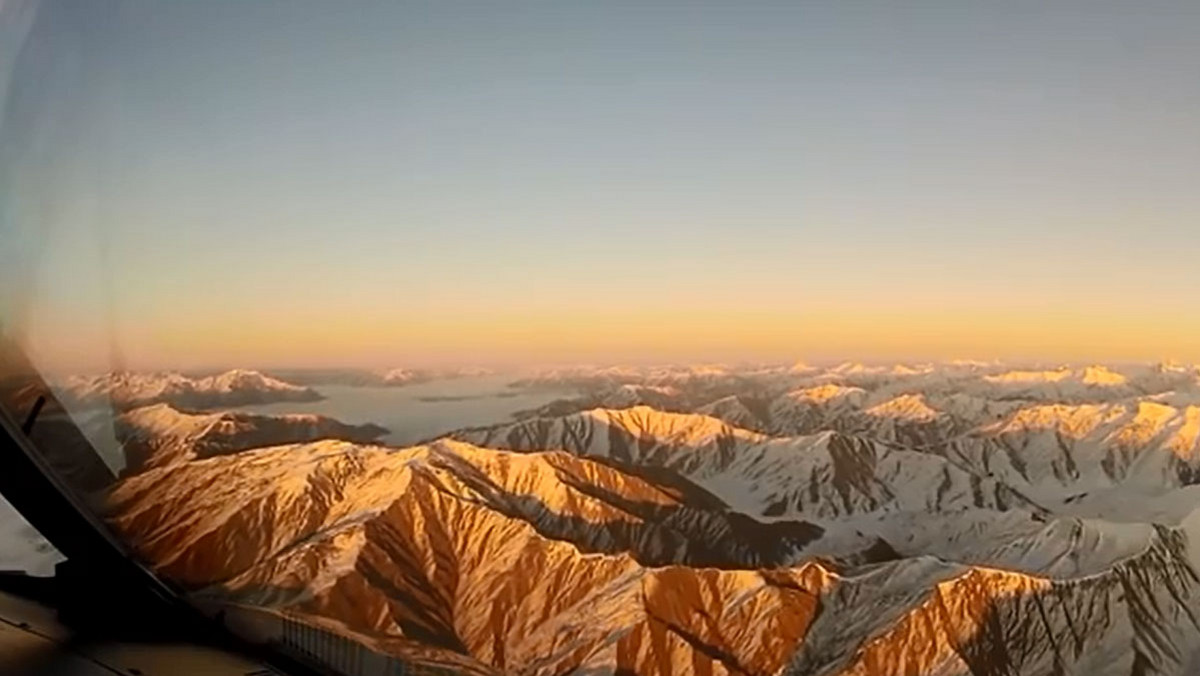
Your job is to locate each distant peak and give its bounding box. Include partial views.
[985,368,1074,384]
[991,403,1122,438]
[831,361,870,374]
[788,383,867,404]
[789,360,816,373]
[585,405,767,443]
[865,394,941,421]
[1080,365,1128,386]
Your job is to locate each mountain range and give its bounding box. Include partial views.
[70,360,1200,674]
[59,369,324,410]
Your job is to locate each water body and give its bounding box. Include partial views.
[239,375,571,446]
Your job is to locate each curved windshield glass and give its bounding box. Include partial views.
[4,2,1200,675]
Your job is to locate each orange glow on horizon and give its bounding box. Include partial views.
[20,299,1200,373]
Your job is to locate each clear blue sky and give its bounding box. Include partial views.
[2,1,1199,370]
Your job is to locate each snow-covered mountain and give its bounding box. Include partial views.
[60,369,323,410]
[449,406,1032,520]
[104,440,833,674]
[81,359,1200,674]
[102,436,1200,676]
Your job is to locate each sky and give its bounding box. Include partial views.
[1,0,1199,372]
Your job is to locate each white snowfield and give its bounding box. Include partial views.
[80,360,1200,674]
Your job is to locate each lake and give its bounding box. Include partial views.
[238,375,571,446]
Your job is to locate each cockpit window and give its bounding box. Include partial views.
[3,2,1200,676]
